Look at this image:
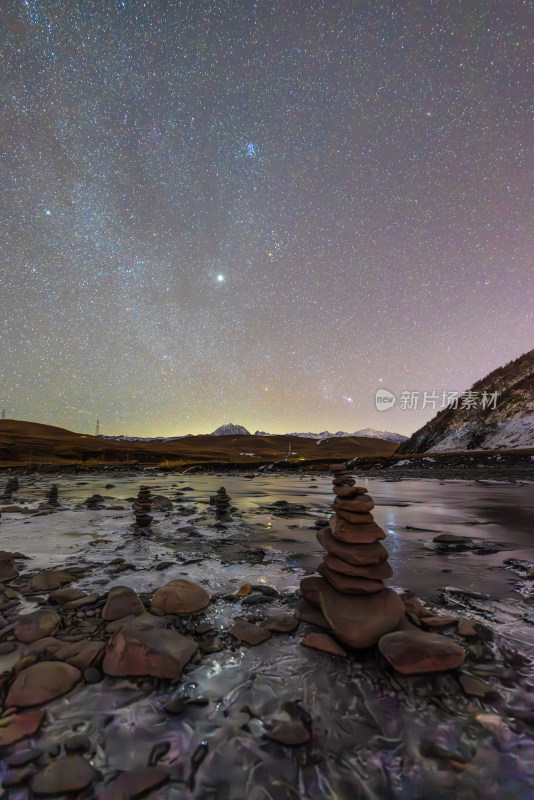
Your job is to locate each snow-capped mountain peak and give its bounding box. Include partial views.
[210,423,251,436]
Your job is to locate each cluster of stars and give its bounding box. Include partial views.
[0,0,531,437]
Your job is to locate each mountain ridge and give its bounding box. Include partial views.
[399,348,534,453]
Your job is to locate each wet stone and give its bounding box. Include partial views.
[103,627,198,680]
[31,755,99,795]
[0,709,46,746]
[7,747,42,766]
[97,766,169,800]
[458,673,493,698]
[317,527,388,565]
[14,608,60,643]
[6,661,82,707]
[421,615,458,628]
[48,588,87,606]
[317,562,385,594]
[264,614,299,633]
[379,630,466,674]
[300,632,347,657]
[151,578,210,614]
[229,620,272,645]
[102,585,145,621]
[458,619,478,637]
[2,767,34,787]
[65,733,92,753]
[320,585,404,649]
[265,719,311,746]
[83,666,103,683]
[294,598,333,631]
[30,570,73,591]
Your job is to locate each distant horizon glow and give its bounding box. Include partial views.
[1,1,531,438]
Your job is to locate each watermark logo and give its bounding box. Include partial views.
[375,389,396,411]
[375,389,499,412]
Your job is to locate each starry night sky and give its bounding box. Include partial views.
[1,0,532,437]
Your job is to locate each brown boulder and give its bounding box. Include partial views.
[31,755,99,795]
[300,632,347,656]
[323,554,393,579]
[6,662,81,707]
[329,515,385,543]
[317,527,388,564]
[332,477,357,486]
[0,709,45,746]
[103,627,198,679]
[102,585,145,621]
[151,495,173,510]
[318,562,384,594]
[14,609,60,643]
[48,588,87,606]
[378,630,465,674]
[151,579,210,614]
[320,584,404,648]
[31,570,73,591]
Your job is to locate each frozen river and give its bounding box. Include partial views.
[1,471,534,799]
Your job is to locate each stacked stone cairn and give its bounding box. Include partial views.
[212,487,232,521]
[133,485,153,528]
[298,463,404,649]
[1,477,18,502]
[47,484,59,507]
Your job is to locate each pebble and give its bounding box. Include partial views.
[83,666,103,683]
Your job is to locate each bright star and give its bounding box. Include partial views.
[217,274,225,282]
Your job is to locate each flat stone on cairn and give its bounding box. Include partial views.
[298,463,404,648]
[133,486,153,527]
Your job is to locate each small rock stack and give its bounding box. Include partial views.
[298,463,404,649]
[47,484,59,507]
[212,487,231,520]
[1,477,18,501]
[133,485,153,527]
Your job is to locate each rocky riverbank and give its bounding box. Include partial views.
[0,472,533,798]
